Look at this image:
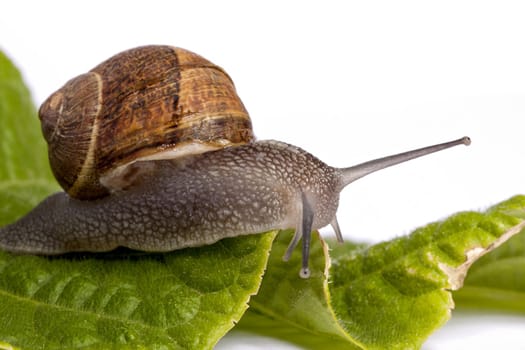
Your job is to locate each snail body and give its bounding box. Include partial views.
[0,141,340,260]
[0,46,471,278]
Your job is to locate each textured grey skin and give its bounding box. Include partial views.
[0,140,341,255]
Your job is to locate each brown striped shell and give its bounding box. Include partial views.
[39,45,254,199]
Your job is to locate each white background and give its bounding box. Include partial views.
[1,1,524,349]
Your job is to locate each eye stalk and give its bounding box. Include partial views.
[340,136,471,188]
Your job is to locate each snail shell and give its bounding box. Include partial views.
[39,45,253,199]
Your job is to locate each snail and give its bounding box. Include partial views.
[0,45,471,278]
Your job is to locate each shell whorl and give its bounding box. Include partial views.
[39,45,254,199]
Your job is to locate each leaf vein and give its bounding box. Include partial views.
[0,287,175,335]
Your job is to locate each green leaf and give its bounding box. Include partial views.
[454,196,525,312]
[0,51,59,226]
[237,231,361,349]
[0,181,59,226]
[0,51,55,184]
[240,197,525,349]
[0,50,277,349]
[0,234,276,349]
